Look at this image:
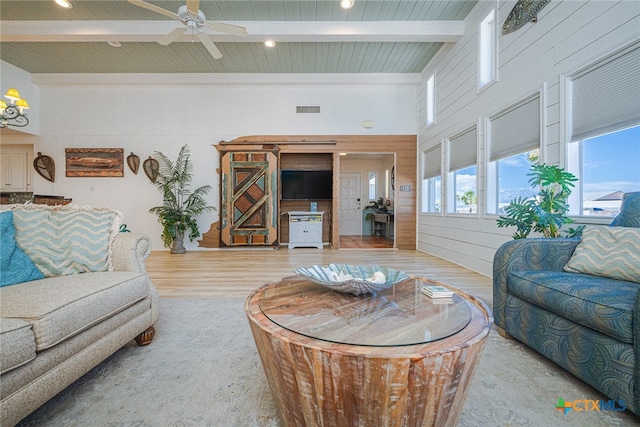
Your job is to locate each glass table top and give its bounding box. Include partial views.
[258,277,472,347]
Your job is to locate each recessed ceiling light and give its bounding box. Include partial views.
[107,41,122,48]
[54,0,73,9]
[339,0,354,10]
[264,40,276,48]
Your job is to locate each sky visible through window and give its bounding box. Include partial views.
[498,153,535,204]
[498,126,639,208]
[582,126,640,199]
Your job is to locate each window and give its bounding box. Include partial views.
[384,168,390,199]
[478,9,497,89]
[426,73,435,127]
[447,127,477,214]
[488,152,538,214]
[567,43,640,217]
[368,172,377,200]
[421,144,441,213]
[486,95,541,214]
[568,125,640,216]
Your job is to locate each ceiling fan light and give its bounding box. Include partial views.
[54,0,74,9]
[339,0,354,10]
[264,40,276,48]
[4,88,21,103]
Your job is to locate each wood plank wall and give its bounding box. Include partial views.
[200,135,417,250]
[280,153,333,244]
[280,200,333,244]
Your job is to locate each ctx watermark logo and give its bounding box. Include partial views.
[555,398,627,414]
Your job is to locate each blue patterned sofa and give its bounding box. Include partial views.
[493,192,640,415]
[0,204,159,426]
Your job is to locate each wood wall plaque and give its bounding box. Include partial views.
[127,152,140,174]
[502,0,551,34]
[143,156,160,182]
[33,152,55,182]
[65,148,124,177]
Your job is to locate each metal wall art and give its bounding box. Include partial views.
[33,152,55,182]
[127,152,140,174]
[143,156,160,182]
[502,0,551,35]
[65,148,124,177]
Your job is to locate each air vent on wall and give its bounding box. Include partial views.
[296,106,321,114]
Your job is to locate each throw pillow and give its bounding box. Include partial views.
[610,191,640,227]
[11,205,123,277]
[564,227,640,283]
[0,211,44,287]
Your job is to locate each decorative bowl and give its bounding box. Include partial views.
[294,264,410,296]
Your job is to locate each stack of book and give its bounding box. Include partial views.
[421,285,454,299]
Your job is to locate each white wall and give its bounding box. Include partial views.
[416,0,640,276]
[2,74,418,250]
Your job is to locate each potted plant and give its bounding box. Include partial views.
[149,144,215,254]
[365,198,390,219]
[497,163,584,239]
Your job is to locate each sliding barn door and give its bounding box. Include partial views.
[219,150,278,246]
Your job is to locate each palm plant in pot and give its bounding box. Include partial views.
[497,163,584,239]
[149,144,215,254]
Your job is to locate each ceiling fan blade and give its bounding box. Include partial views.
[205,21,248,37]
[158,27,186,46]
[186,0,200,16]
[197,32,223,59]
[128,0,180,20]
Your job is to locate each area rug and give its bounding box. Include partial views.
[19,298,638,426]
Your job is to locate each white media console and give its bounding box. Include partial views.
[287,211,324,249]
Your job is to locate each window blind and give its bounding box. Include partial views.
[570,43,640,142]
[489,95,540,161]
[423,144,441,180]
[448,127,477,172]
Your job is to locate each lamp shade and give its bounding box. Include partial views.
[0,100,6,112]
[4,88,21,102]
[15,99,30,110]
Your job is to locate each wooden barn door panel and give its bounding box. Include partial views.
[220,151,278,246]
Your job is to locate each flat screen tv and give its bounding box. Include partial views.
[281,170,333,200]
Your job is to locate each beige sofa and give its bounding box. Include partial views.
[0,204,159,426]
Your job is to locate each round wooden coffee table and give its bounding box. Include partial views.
[245,275,493,427]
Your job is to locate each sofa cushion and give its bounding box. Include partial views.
[610,191,640,227]
[508,270,638,344]
[564,227,640,283]
[0,211,44,287]
[10,205,123,277]
[0,271,148,351]
[0,318,36,375]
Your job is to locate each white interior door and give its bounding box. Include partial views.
[340,172,362,235]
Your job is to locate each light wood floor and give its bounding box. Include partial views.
[339,235,393,248]
[146,248,493,307]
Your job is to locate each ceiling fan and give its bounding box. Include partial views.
[128,0,247,59]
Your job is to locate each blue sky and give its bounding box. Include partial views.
[582,126,640,194]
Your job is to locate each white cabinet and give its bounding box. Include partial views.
[288,211,324,249]
[0,147,32,192]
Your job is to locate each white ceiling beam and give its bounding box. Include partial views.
[0,20,464,43]
[31,73,422,86]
